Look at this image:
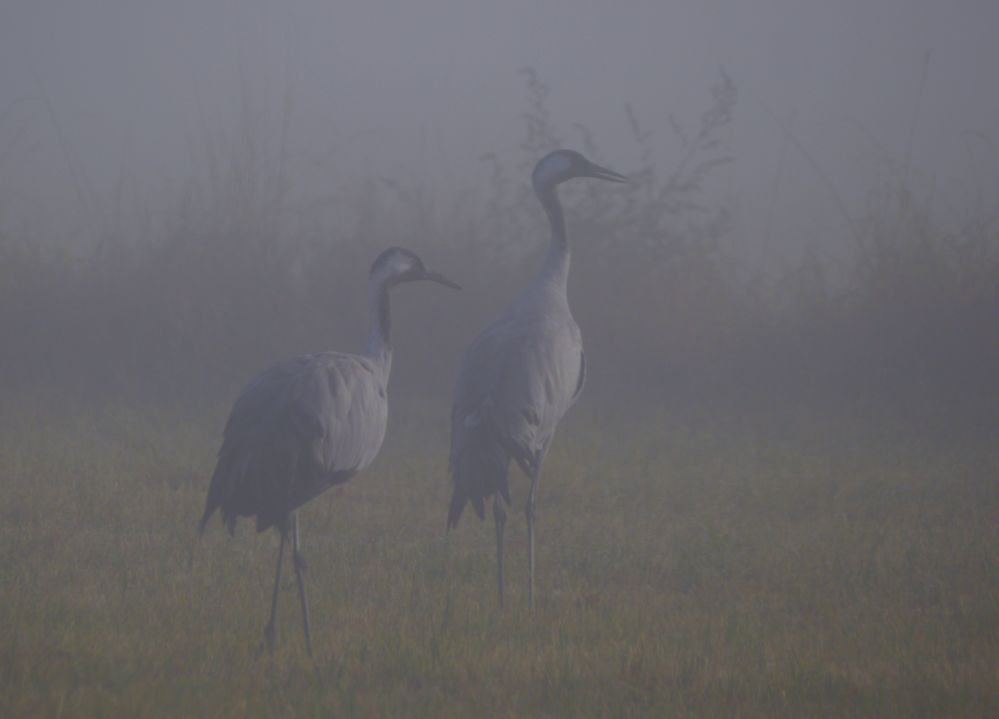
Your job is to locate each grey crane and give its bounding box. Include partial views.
[199,247,459,655]
[447,149,626,608]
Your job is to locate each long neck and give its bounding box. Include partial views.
[535,184,570,290]
[365,279,393,372]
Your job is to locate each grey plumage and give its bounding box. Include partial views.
[447,150,625,608]
[200,351,387,534]
[200,246,459,654]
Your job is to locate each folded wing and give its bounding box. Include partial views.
[201,352,388,533]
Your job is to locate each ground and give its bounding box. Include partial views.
[1,397,996,717]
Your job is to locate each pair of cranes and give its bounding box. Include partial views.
[199,150,626,654]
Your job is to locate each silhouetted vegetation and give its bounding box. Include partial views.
[2,70,998,427]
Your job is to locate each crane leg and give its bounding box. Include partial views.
[493,498,507,609]
[292,512,313,656]
[526,472,539,610]
[257,528,286,657]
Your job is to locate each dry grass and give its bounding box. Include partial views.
[1,397,996,717]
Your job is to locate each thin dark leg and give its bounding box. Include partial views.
[526,473,539,610]
[292,512,313,656]
[493,498,507,609]
[257,528,287,657]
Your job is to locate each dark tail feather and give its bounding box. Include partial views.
[448,429,510,530]
[199,448,240,536]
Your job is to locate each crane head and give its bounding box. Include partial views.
[531,149,627,192]
[370,247,461,290]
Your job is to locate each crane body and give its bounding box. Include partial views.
[447,150,625,607]
[200,247,459,654]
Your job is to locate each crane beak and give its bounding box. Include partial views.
[423,270,462,290]
[586,161,628,183]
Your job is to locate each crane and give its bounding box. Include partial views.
[447,149,626,608]
[200,247,460,654]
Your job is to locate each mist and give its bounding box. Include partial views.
[4,1,997,251]
[2,2,998,716]
[2,0,997,409]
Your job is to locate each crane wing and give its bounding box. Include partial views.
[448,308,582,526]
[201,352,387,533]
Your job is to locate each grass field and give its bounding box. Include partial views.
[1,396,997,717]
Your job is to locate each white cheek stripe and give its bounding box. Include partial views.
[372,255,412,284]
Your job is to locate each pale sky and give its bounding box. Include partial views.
[1,1,997,260]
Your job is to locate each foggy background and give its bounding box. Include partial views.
[4,7,998,714]
[2,0,998,423]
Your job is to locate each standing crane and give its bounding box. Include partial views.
[200,247,460,655]
[447,150,626,608]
